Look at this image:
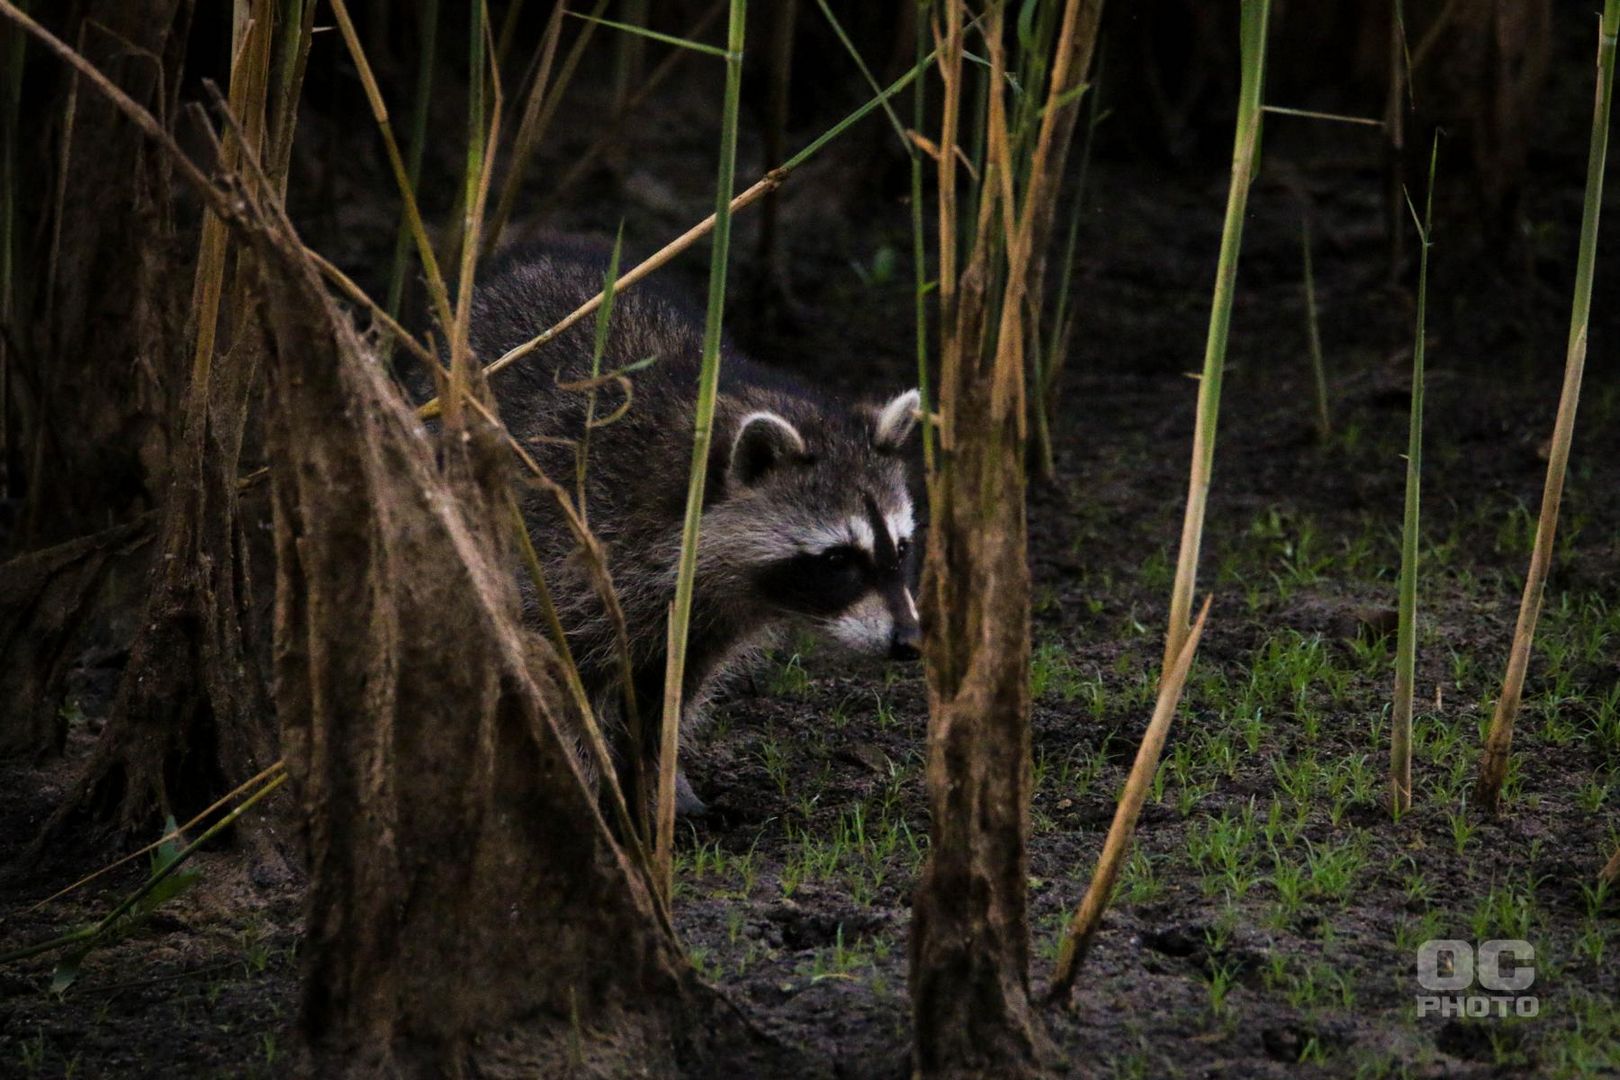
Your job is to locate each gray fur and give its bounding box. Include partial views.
[467,243,921,806]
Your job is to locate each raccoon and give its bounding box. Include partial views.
[467,242,922,813]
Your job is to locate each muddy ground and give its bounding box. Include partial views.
[4,30,1620,1080]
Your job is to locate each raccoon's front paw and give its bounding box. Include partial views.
[674,769,709,819]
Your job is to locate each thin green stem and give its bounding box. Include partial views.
[1392,133,1437,818]
[1163,0,1270,673]
[657,0,747,901]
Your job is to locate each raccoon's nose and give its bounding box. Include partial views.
[889,623,921,662]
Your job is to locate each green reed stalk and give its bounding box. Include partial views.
[1162,0,1270,673]
[1476,0,1620,814]
[1392,134,1437,817]
[656,0,747,901]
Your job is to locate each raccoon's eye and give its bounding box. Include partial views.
[820,548,852,570]
[896,538,913,561]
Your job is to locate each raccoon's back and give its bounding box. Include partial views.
[474,243,718,547]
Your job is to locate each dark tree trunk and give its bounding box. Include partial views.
[28,3,288,845]
[13,0,191,550]
[0,0,190,767]
[247,172,727,1077]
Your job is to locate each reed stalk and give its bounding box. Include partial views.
[327,0,453,337]
[1162,0,1270,674]
[1392,134,1438,817]
[1476,0,1620,814]
[655,0,747,903]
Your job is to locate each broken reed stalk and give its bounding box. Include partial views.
[1300,212,1330,439]
[1391,134,1438,818]
[1162,0,1270,674]
[1475,0,1620,814]
[656,0,747,903]
[1049,596,1211,998]
[382,0,438,344]
[1602,844,1620,885]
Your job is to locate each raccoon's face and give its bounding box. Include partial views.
[714,389,923,661]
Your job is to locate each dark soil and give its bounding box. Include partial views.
[5,30,1620,1080]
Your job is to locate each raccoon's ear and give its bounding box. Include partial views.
[730,411,807,486]
[871,388,921,451]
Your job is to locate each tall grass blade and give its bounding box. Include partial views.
[1162,0,1270,673]
[1391,134,1437,817]
[656,0,747,902]
[568,10,730,59]
[1475,0,1620,813]
[813,0,908,150]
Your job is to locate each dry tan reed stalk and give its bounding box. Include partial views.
[1476,0,1620,813]
[419,167,788,420]
[1048,596,1211,999]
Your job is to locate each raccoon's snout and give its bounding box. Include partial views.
[885,580,921,661]
[889,621,921,661]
